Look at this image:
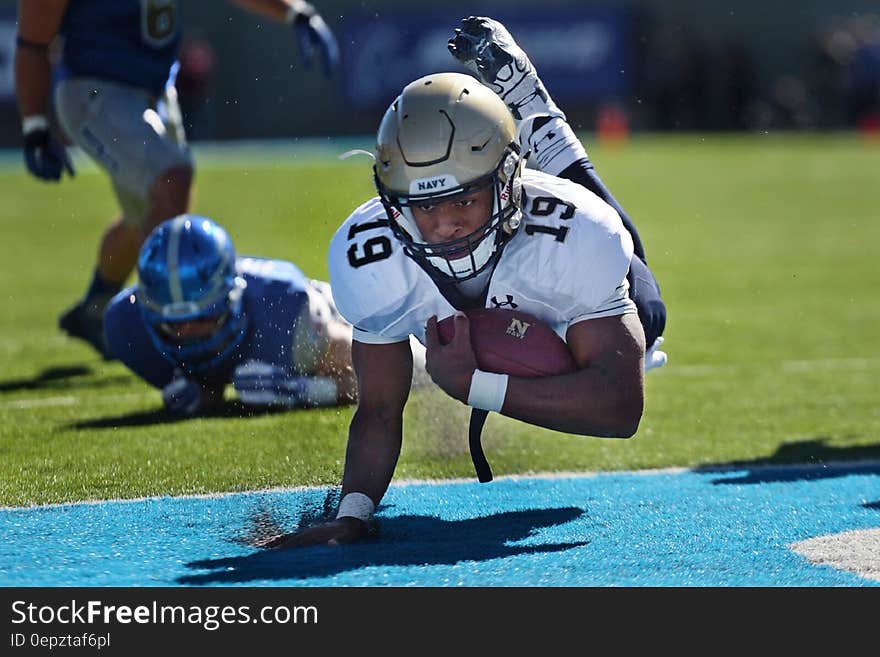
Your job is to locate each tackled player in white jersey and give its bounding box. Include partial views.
[264,17,668,548]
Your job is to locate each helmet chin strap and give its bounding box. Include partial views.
[502,195,522,234]
[502,150,525,234]
[469,408,493,482]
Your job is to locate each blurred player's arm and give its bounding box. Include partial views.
[262,339,414,548]
[229,0,338,76]
[14,0,67,119]
[311,316,357,404]
[292,278,357,404]
[232,362,343,408]
[228,0,293,21]
[15,1,74,180]
[231,284,357,407]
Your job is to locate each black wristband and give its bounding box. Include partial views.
[16,35,51,52]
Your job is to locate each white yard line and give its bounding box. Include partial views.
[0,391,157,410]
[2,395,78,409]
[3,459,878,511]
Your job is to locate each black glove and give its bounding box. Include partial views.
[23,126,75,182]
[288,1,339,78]
[161,373,204,416]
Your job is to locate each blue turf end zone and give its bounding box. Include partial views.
[1,464,878,587]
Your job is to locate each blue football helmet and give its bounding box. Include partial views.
[137,215,248,374]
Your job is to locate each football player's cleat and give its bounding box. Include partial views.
[138,215,249,374]
[448,16,564,124]
[374,72,525,283]
[58,297,113,360]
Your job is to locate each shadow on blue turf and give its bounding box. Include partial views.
[177,507,588,585]
[696,441,880,485]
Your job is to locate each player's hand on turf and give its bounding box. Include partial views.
[424,312,477,403]
[23,127,74,181]
[161,373,204,416]
[288,0,339,78]
[259,517,368,549]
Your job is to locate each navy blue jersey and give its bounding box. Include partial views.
[60,0,181,95]
[104,257,314,388]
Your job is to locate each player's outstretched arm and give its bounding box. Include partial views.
[14,1,65,120]
[229,0,339,76]
[425,312,645,438]
[312,316,358,403]
[262,339,414,549]
[15,0,75,181]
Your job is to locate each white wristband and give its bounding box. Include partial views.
[22,114,48,136]
[467,369,509,412]
[336,492,375,522]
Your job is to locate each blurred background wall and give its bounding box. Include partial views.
[0,0,877,146]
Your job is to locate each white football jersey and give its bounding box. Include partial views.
[328,169,637,345]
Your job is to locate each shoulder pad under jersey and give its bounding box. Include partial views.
[504,170,636,318]
[236,256,309,291]
[328,198,440,340]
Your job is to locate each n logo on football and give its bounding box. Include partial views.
[506,318,531,339]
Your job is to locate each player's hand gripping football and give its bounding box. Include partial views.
[424,312,478,404]
[258,517,368,549]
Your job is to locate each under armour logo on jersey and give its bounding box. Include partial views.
[491,295,518,309]
[506,318,531,339]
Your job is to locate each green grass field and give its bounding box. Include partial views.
[1,133,878,507]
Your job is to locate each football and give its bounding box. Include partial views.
[436,308,577,377]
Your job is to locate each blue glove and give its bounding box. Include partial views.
[162,373,204,415]
[23,127,74,181]
[288,1,339,78]
[233,360,337,407]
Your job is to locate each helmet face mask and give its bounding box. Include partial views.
[374,72,524,282]
[137,215,249,373]
[157,309,230,345]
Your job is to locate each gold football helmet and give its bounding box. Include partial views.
[374,72,524,282]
